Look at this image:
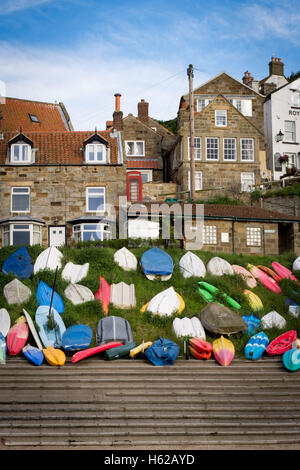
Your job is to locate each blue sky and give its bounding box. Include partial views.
[0,0,299,130]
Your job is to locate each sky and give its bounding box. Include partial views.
[0,0,299,130]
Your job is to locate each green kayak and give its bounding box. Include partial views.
[198,281,241,310]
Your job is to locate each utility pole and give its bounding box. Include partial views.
[187,64,195,200]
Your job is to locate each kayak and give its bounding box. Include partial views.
[283,348,300,372]
[189,337,213,360]
[6,316,29,356]
[140,287,183,317]
[244,332,269,360]
[173,317,206,340]
[242,313,260,336]
[232,265,257,288]
[271,262,300,283]
[256,265,281,283]
[198,281,241,309]
[62,325,93,351]
[33,246,63,275]
[36,280,64,314]
[35,305,66,349]
[61,262,89,284]
[43,346,66,366]
[114,247,137,271]
[247,264,282,295]
[140,247,174,280]
[130,341,153,358]
[179,251,206,278]
[104,341,137,361]
[243,290,263,311]
[0,308,11,338]
[213,336,235,367]
[71,341,123,364]
[64,284,94,305]
[0,333,7,364]
[206,257,234,276]
[261,310,286,330]
[94,276,111,316]
[22,344,44,366]
[266,330,297,356]
[2,246,33,279]
[22,308,43,350]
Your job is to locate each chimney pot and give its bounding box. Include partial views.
[114,93,121,112]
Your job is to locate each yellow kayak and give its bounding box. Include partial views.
[140,292,185,315]
[130,341,153,358]
[213,336,235,367]
[243,289,263,311]
[43,346,66,366]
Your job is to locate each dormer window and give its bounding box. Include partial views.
[11,143,31,163]
[85,143,106,163]
[29,114,39,123]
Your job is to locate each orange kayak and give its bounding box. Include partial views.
[257,265,281,283]
[94,276,111,316]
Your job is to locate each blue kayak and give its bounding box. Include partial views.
[62,325,93,351]
[283,348,300,372]
[36,280,64,314]
[2,246,33,279]
[140,247,174,276]
[35,305,66,348]
[0,333,7,364]
[244,332,269,360]
[242,313,260,336]
[22,344,44,366]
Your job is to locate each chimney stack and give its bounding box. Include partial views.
[269,56,284,77]
[138,99,149,123]
[113,93,123,131]
[242,71,253,86]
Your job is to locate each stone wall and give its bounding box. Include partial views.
[262,195,300,217]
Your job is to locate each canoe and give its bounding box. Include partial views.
[94,276,110,316]
[213,336,235,366]
[179,251,206,278]
[110,282,136,309]
[0,308,11,337]
[242,313,260,336]
[0,333,7,364]
[247,264,282,294]
[141,287,180,317]
[198,281,241,309]
[61,262,89,284]
[22,308,43,350]
[266,330,297,356]
[173,317,206,340]
[22,344,44,366]
[2,246,33,279]
[3,279,31,305]
[43,346,66,366]
[283,348,300,372]
[261,310,286,330]
[189,337,213,360]
[36,280,64,314]
[256,265,281,283]
[206,257,234,276]
[200,302,247,335]
[71,341,123,364]
[244,332,269,360]
[272,261,299,283]
[232,265,257,288]
[64,284,94,305]
[114,247,137,271]
[243,289,263,311]
[140,247,173,280]
[6,316,29,356]
[35,305,66,348]
[62,325,93,351]
[33,246,63,274]
[130,341,153,358]
[104,341,137,361]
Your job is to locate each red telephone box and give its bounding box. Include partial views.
[127,171,143,202]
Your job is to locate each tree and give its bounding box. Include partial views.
[287,71,300,82]
[157,118,177,134]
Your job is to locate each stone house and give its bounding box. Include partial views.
[168,71,267,201]
[109,93,177,202]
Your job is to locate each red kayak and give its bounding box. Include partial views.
[271,262,300,284]
[94,276,111,316]
[248,264,282,295]
[7,317,29,356]
[189,338,213,360]
[71,341,123,363]
[266,330,297,356]
[257,265,281,283]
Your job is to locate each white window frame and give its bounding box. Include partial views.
[240,138,254,162]
[10,143,32,164]
[86,187,106,213]
[203,226,217,245]
[292,91,300,108]
[2,223,42,246]
[85,143,106,163]
[246,227,261,247]
[72,223,110,242]
[188,137,202,160]
[197,99,206,112]
[125,140,145,157]
[223,138,237,161]
[188,170,203,191]
[215,110,227,127]
[284,121,296,142]
[11,187,30,213]
[241,172,255,192]
[206,137,219,161]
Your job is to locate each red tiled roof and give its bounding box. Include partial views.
[0,97,72,132]
[0,131,119,165]
[127,159,160,169]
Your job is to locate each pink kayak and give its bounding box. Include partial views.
[247,264,282,294]
[272,262,300,284]
[71,341,123,363]
[232,265,257,288]
[7,317,29,356]
[257,265,281,283]
[94,276,111,316]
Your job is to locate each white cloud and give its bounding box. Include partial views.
[0,0,53,15]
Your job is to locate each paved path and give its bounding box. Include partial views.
[0,355,300,450]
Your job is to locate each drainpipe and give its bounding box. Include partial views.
[232,220,235,254]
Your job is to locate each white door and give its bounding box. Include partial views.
[49,226,66,247]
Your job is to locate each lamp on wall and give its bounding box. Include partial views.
[276,130,284,142]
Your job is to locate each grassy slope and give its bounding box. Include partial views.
[1,244,300,359]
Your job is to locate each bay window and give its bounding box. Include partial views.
[2,223,42,246]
